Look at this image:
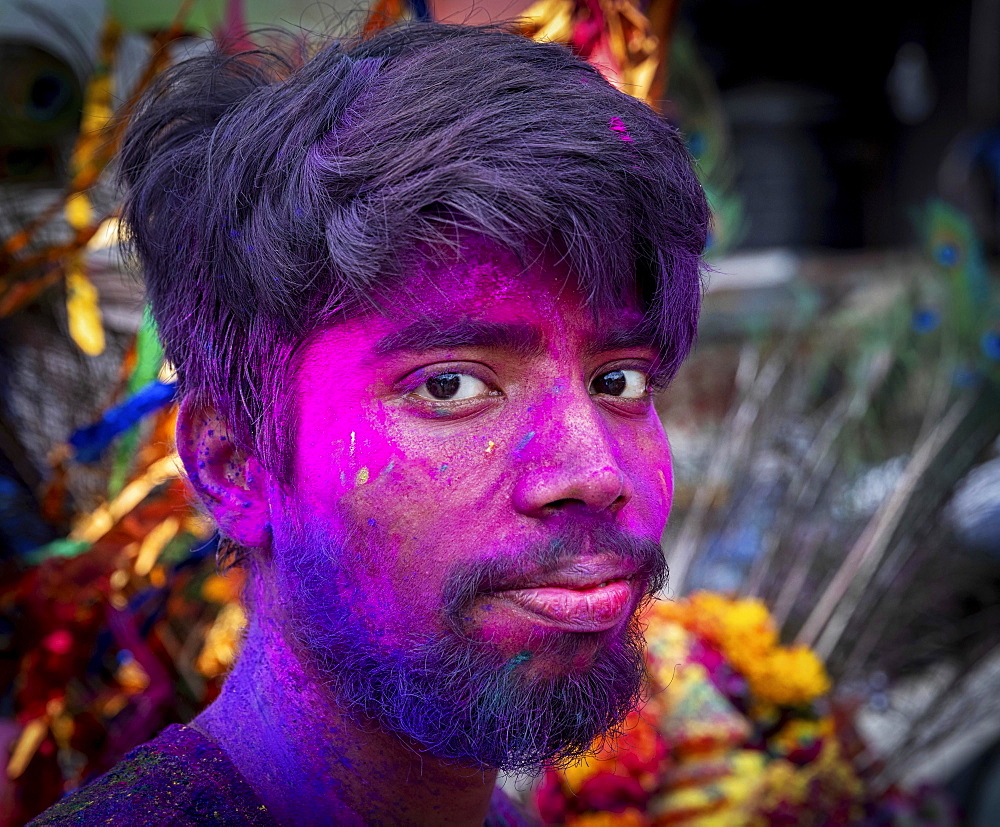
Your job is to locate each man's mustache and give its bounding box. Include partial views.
[440,521,668,622]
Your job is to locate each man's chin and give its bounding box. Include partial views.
[293,606,649,774]
[274,518,661,773]
[466,614,638,681]
[513,635,625,681]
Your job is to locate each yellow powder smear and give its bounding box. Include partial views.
[355,467,370,486]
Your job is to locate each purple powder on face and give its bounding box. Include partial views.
[275,517,667,774]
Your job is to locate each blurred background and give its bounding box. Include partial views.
[0,0,997,824]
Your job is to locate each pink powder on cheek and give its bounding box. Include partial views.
[294,396,395,506]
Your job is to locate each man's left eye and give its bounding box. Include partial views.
[414,372,490,401]
[590,369,647,399]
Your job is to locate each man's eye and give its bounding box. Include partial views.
[414,372,490,401]
[590,369,647,399]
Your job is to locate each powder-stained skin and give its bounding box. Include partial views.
[179,240,673,824]
[289,241,672,664]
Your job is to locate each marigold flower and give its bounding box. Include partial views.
[745,646,831,707]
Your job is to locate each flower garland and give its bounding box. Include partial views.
[654,592,830,707]
[534,592,863,826]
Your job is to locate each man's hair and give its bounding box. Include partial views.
[119,22,709,470]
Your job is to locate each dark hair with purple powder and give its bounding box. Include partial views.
[119,22,708,469]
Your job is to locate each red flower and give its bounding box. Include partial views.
[578,772,650,812]
[535,770,569,824]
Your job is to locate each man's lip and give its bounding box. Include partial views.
[491,581,636,632]
[482,557,641,632]
[485,556,640,592]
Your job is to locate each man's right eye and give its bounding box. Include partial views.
[414,372,490,401]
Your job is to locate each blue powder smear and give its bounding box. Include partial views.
[504,651,532,673]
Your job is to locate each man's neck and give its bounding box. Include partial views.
[191,611,498,826]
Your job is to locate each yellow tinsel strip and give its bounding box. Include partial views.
[196,602,248,679]
[134,517,181,577]
[59,17,118,356]
[518,0,662,109]
[68,454,182,545]
[518,0,576,45]
[6,718,48,781]
[67,20,120,192]
[65,254,105,356]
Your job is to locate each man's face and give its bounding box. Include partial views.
[267,238,672,770]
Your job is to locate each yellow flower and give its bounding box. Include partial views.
[649,594,831,707]
[745,646,830,706]
[648,751,767,826]
[767,718,821,757]
[563,753,604,791]
[743,740,865,823]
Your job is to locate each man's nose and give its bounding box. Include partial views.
[510,395,633,517]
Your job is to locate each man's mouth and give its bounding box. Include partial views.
[486,558,639,632]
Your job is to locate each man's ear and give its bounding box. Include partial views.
[176,400,272,549]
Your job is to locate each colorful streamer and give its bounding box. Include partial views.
[64,256,105,356]
[69,381,177,463]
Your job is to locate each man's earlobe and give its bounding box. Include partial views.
[176,401,271,549]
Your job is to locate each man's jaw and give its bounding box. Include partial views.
[272,516,666,772]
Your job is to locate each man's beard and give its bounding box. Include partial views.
[270,515,667,775]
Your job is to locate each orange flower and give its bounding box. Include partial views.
[567,808,649,827]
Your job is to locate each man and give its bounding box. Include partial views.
[35,21,707,826]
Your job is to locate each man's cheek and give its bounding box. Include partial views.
[619,431,673,531]
[631,467,672,534]
[331,451,475,582]
[295,432,368,505]
[298,424,403,505]
[337,446,504,588]
[376,418,508,485]
[348,449,493,524]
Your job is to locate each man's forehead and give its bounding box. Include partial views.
[297,236,652,372]
[300,251,650,373]
[394,239,561,308]
[374,315,655,360]
[383,236,645,331]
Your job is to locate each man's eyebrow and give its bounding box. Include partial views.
[587,323,672,389]
[375,318,545,357]
[584,324,659,356]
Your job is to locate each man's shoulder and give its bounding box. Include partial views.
[30,724,275,826]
